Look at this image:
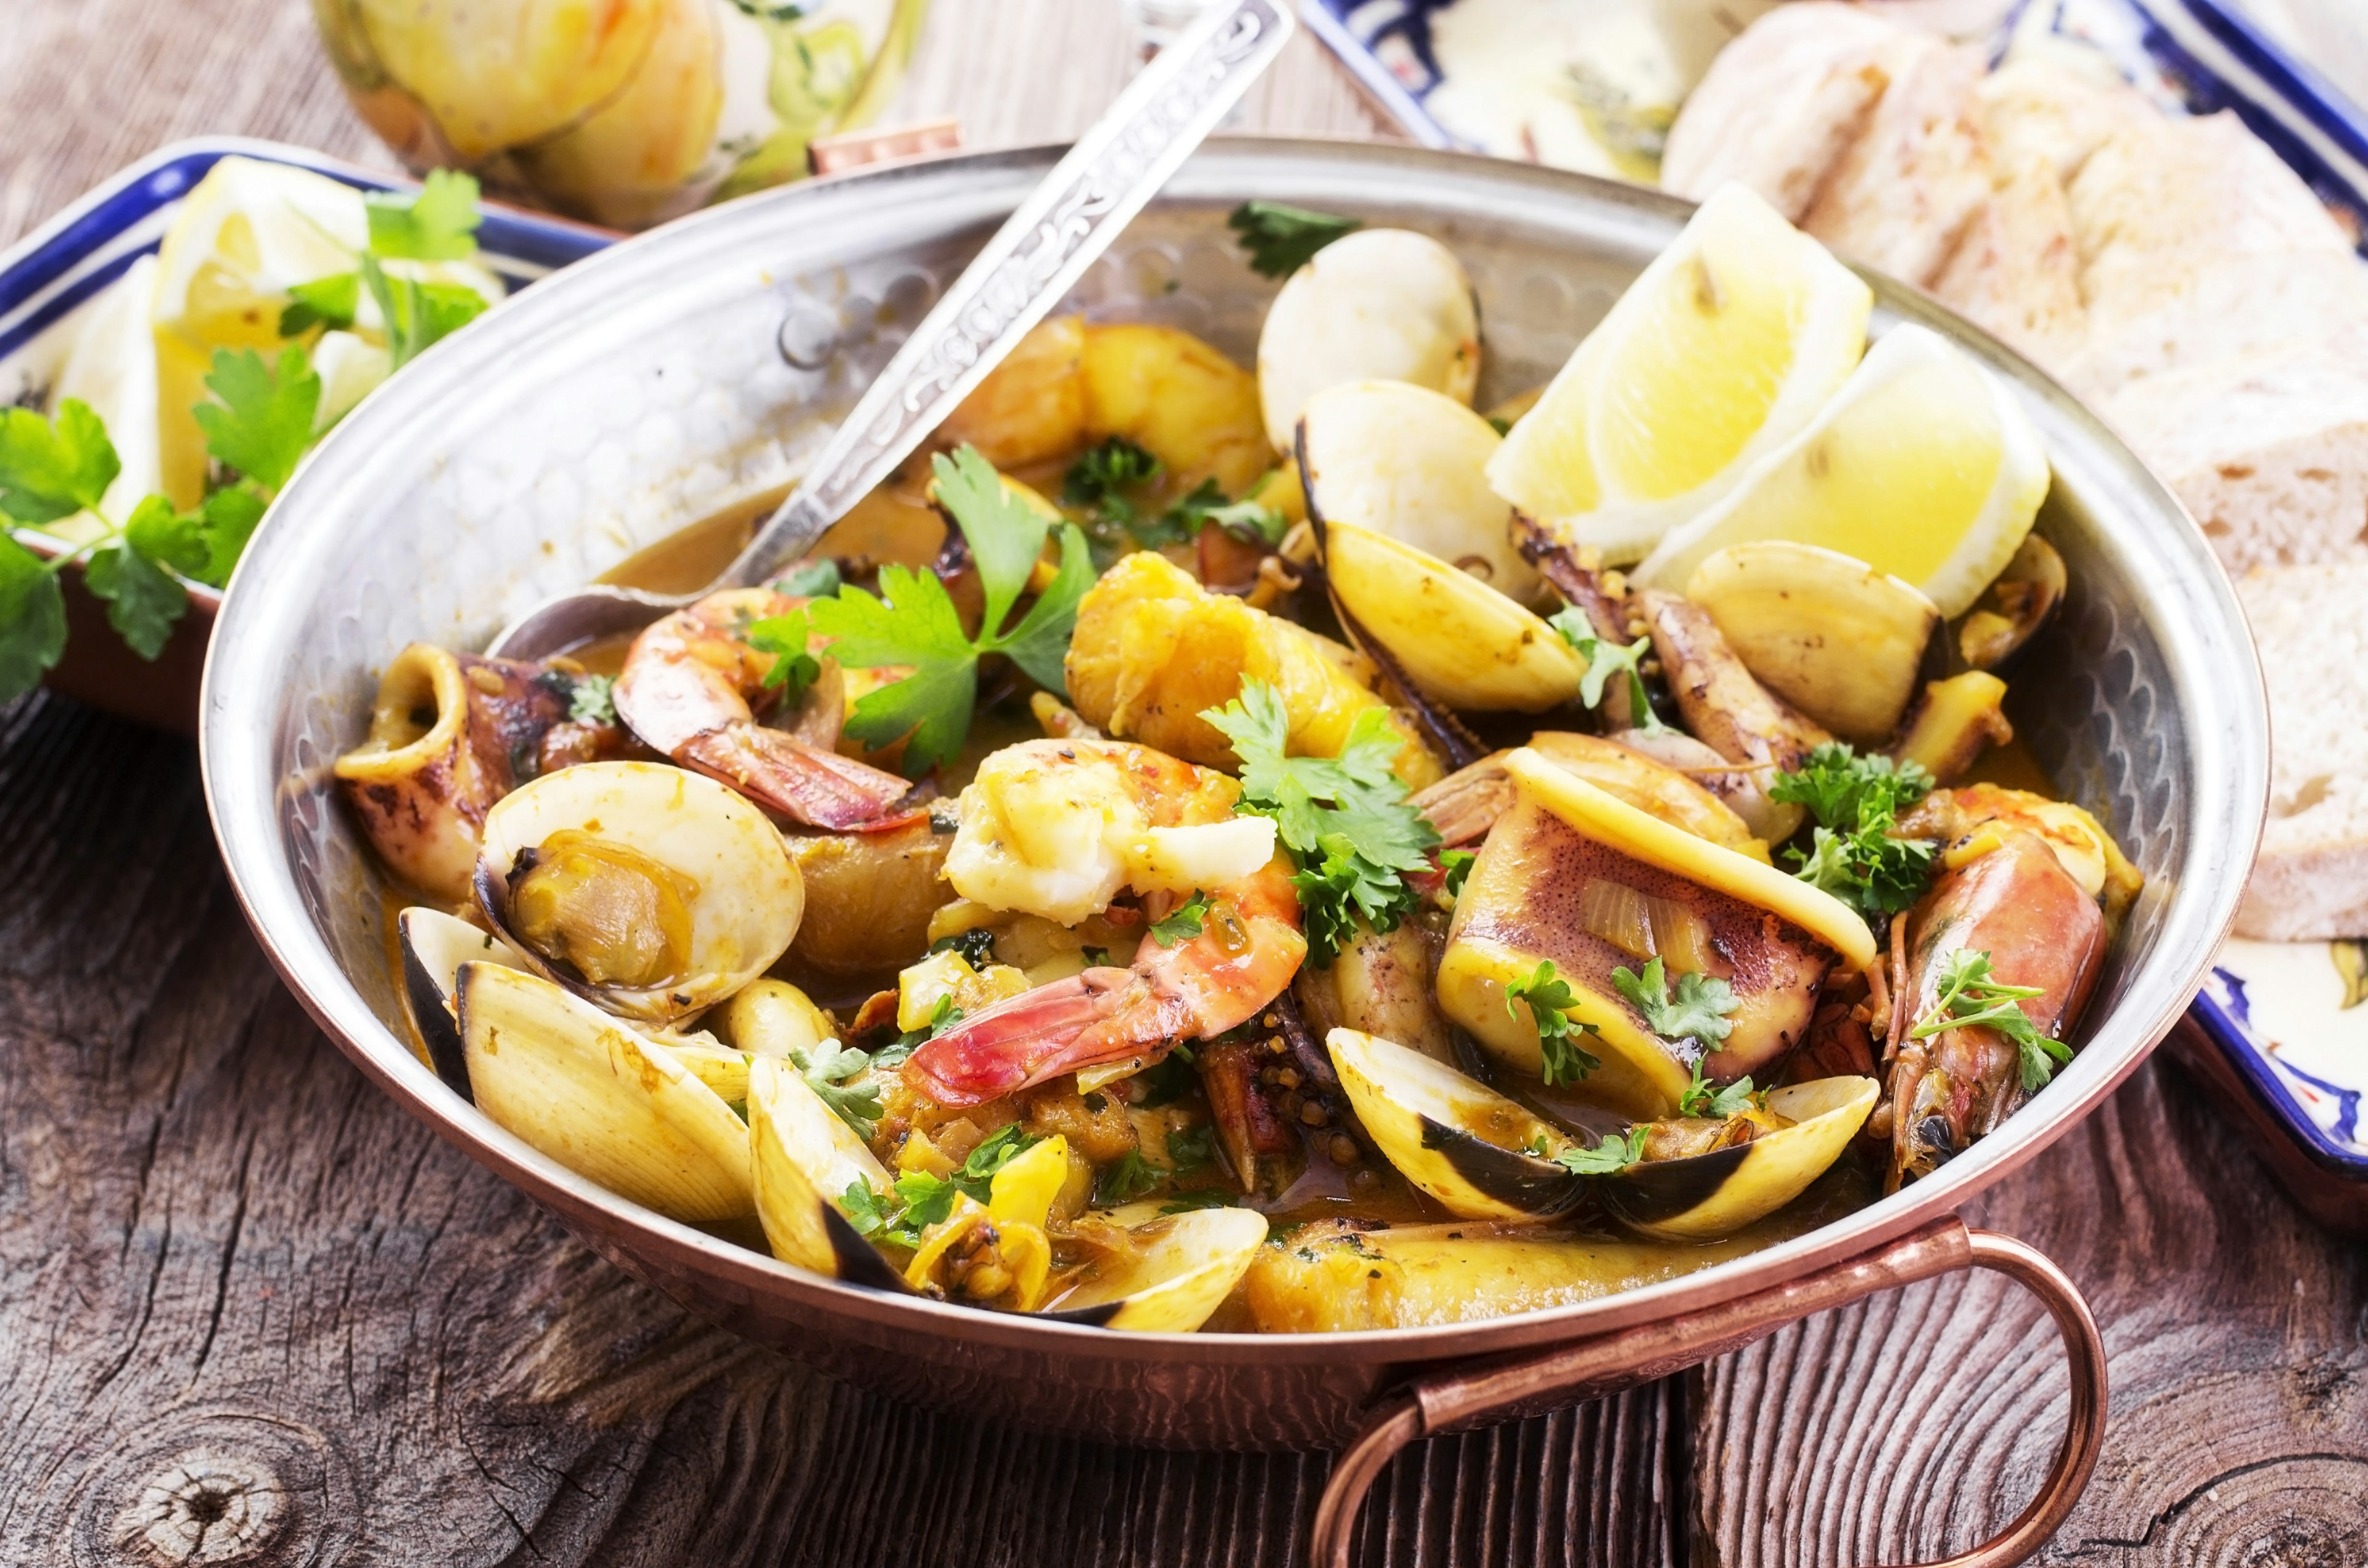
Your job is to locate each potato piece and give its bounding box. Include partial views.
[783,819,950,979]
[1894,671,2013,784]
[1081,324,1270,499]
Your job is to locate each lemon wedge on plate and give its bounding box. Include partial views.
[46,254,164,542]
[1487,183,1872,564]
[1632,324,2050,618]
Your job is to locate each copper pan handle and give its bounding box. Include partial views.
[1309,1219,2105,1568]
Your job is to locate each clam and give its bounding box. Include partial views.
[456,963,754,1223]
[1042,1207,1270,1332]
[1330,1029,1877,1242]
[472,761,804,1025]
[1684,541,1940,746]
[1257,229,1481,453]
[1600,1076,1878,1241]
[396,905,528,1098]
[1957,534,2066,670]
[1322,522,1582,712]
[903,1135,1071,1311]
[1328,1028,1582,1221]
[1437,749,1874,1115]
[746,1054,905,1289]
[1296,380,1540,601]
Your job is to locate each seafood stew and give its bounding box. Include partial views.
[335,184,2139,1335]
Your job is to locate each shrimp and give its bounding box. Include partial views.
[1885,827,2103,1189]
[906,738,1305,1106]
[907,854,1307,1107]
[612,587,914,829]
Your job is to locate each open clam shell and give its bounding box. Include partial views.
[1257,229,1480,453]
[1322,522,1582,712]
[1328,1028,1582,1221]
[456,963,754,1223]
[397,906,528,1099]
[1043,1207,1270,1332]
[474,761,804,1025]
[1297,379,1540,602]
[1601,1077,1878,1242]
[746,1054,905,1289]
[1684,541,1940,746]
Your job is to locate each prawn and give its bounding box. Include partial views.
[612,587,913,829]
[907,738,1305,1106]
[1885,826,2103,1189]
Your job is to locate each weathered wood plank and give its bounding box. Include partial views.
[0,690,1679,1568]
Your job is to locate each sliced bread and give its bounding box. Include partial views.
[2234,559,2368,940]
[2100,343,2368,572]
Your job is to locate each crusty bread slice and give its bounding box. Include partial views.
[1975,53,2156,188]
[1660,2,1897,221]
[2060,249,2368,397]
[2234,559,2368,939]
[1799,31,1994,290]
[1929,147,2087,367]
[2100,343,2368,572]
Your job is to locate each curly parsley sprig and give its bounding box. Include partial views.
[1200,679,1441,966]
[1505,959,1601,1086]
[1769,744,1939,919]
[1610,956,1738,1053]
[1910,948,2068,1091]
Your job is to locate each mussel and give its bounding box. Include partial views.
[1437,749,1873,1114]
[1329,1028,1877,1242]
[1684,541,1939,745]
[1257,229,1481,453]
[472,761,804,1025]
[1296,379,1540,601]
[456,963,754,1223]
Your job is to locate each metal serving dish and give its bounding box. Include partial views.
[199,138,2264,1521]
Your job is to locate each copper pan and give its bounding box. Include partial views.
[199,142,2265,1559]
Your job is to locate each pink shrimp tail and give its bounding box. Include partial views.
[905,967,1165,1107]
[677,724,912,829]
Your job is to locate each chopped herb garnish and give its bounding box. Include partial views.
[1094,1148,1162,1205]
[841,1180,892,1237]
[1555,1127,1646,1175]
[1201,679,1441,966]
[1678,1055,1759,1119]
[1149,892,1212,947]
[1770,744,1939,919]
[1610,956,1737,1051]
[1439,849,1476,900]
[746,607,821,702]
[771,557,841,599]
[1548,609,1665,734]
[875,993,960,1070]
[871,1124,1045,1244]
[808,445,1092,774]
[364,168,484,261]
[1228,200,1363,278]
[568,673,617,725]
[1505,959,1601,1086]
[1063,435,1162,537]
[927,927,1000,969]
[789,1039,885,1141]
[1166,1122,1217,1172]
[1159,1188,1236,1213]
[1910,948,2066,1091]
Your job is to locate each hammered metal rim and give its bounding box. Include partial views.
[199,138,2267,1368]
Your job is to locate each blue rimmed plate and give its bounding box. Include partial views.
[1304,0,2368,1219]
[0,136,614,733]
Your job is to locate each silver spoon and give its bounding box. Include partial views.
[487,0,1296,660]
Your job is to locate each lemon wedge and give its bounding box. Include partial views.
[1487,183,1872,563]
[1633,324,2050,618]
[46,254,164,542]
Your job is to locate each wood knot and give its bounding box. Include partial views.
[110,1450,282,1564]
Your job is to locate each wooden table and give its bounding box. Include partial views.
[4,3,2364,1563]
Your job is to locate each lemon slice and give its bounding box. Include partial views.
[1633,324,2050,618]
[45,254,164,542]
[1487,183,1872,563]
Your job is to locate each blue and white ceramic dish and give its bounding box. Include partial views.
[0,137,613,733]
[1304,0,2368,1202]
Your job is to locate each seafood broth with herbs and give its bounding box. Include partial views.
[334,187,2137,1334]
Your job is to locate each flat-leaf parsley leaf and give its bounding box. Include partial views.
[1610,956,1737,1051]
[1505,959,1601,1086]
[1227,200,1362,279]
[1909,948,2066,1091]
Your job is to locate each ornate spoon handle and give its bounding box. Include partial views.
[722,0,1294,587]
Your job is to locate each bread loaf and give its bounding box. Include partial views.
[2234,559,2368,938]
